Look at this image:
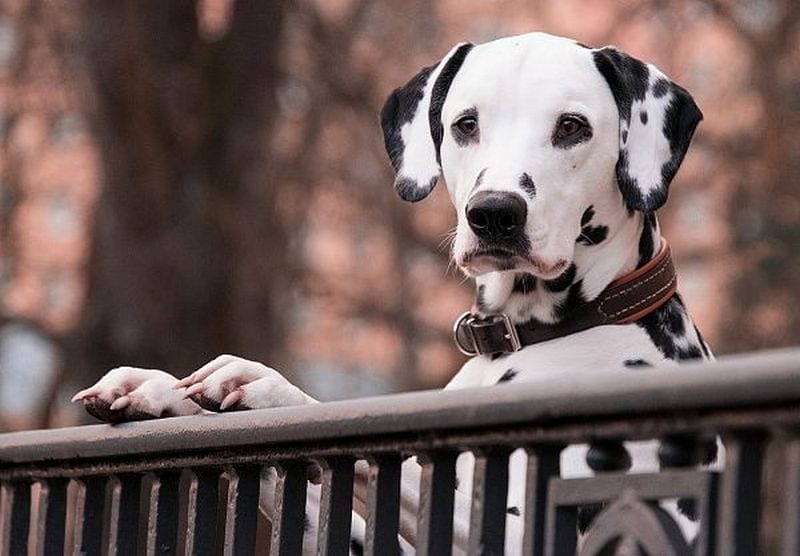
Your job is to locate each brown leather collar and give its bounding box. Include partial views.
[453,240,678,356]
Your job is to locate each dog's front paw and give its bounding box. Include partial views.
[72,367,202,423]
[174,354,316,411]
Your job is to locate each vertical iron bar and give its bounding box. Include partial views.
[316,457,354,556]
[416,451,457,556]
[781,438,800,556]
[363,454,401,556]
[522,445,561,556]
[139,472,180,556]
[104,474,141,556]
[179,468,220,556]
[30,478,68,556]
[0,481,31,556]
[467,448,510,556]
[716,433,764,556]
[543,494,578,556]
[270,462,308,556]
[70,476,105,556]
[0,482,12,552]
[220,465,261,556]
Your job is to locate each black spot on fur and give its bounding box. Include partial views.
[497,368,518,384]
[637,212,658,268]
[513,273,537,294]
[577,224,608,246]
[350,539,364,556]
[544,264,576,293]
[624,359,652,368]
[621,129,628,143]
[580,206,595,226]
[380,64,435,173]
[555,280,586,320]
[519,172,536,198]
[507,506,520,516]
[430,44,474,165]
[640,110,648,125]
[637,295,706,361]
[475,284,487,312]
[652,77,670,98]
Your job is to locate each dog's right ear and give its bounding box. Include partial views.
[380,43,473,202]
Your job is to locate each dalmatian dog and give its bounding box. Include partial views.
[73,32,715,554]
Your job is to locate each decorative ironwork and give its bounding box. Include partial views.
[0,349,797,554]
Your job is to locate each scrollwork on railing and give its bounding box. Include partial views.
[579,491,690,556]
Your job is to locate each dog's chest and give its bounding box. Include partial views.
[447,322,673,390]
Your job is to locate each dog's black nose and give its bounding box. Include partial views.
[466,191,527,240]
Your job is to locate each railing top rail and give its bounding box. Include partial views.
[1,348,799,465]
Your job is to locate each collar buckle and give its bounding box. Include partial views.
[453,312,522,356]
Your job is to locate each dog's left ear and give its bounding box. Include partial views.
[380,43,473,202]
[593,47,703,212]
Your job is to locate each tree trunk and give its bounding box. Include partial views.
[66,0,293,387]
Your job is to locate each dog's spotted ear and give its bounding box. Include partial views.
[380,43,473,202]
[593,47,703,212]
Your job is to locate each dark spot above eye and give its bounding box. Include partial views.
[497,368,518,383]
[622,129,629,143]
[507,506,521,516]
[640,110,648,125]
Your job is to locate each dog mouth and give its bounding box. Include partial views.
[460,248,569,278]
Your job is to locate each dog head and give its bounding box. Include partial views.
[380,32,701,279]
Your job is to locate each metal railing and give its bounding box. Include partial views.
[1,348,800,555]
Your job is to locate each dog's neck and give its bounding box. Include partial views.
[473,204,661,325]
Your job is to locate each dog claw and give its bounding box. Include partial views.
[71,388,99,402]
[220,390,243,411]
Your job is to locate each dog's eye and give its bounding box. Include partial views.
[552,113,592,148]
[557,116,584,137]
[454,116,479,136]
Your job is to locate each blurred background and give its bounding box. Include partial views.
[0,0,798,431]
